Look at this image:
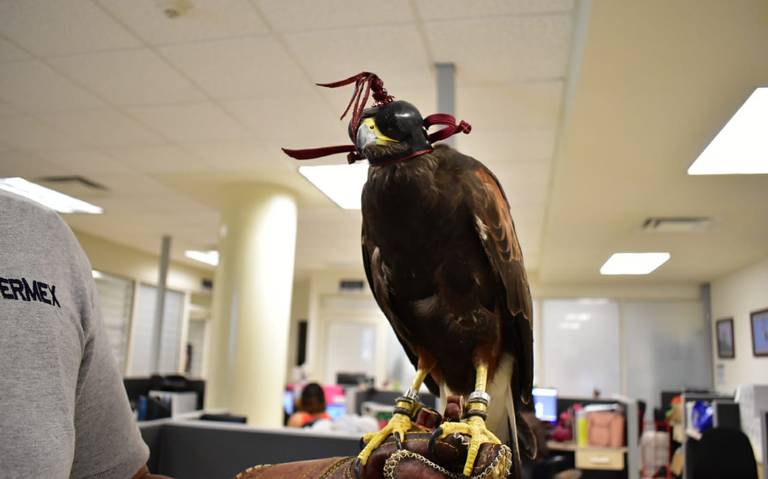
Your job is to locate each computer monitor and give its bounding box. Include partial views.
[532,387,558,422]
[283,390,296,415]
[326,403,347,420]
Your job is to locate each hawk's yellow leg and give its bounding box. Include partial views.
[357,368,430,465]
[436,363,501,477]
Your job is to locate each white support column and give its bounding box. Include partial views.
[207,184,297,427]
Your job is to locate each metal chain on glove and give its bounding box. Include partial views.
[382,444,512,479]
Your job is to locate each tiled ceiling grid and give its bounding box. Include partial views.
[0,0,574,274]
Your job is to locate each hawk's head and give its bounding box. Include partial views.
[351,101,432,165]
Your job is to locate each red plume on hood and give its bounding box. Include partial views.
[282,72,471,164]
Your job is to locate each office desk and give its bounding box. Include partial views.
[548,441,628,478]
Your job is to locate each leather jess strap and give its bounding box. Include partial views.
[281,114,471,163]
[423,114,472,143]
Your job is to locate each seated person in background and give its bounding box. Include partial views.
[287,383,331,428]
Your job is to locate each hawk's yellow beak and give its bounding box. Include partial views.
[356,117,398,151]
[362,117,397,144]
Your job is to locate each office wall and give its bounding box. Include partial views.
[293,268,711,410]
[710,255,768,393]
[537,297,709,409]
[300,269,385,385]
[73,230,213,377]
[73,230,212,293]
[622,300,710,409]
[285,278,309,382]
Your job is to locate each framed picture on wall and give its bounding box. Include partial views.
[750,309,768,357]
[716,318,735,359]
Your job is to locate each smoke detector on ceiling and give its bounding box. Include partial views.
[159,0,193,18]
[642,217,713,233]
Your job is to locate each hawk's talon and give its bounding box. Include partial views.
[357,412,415,466]
[394,431,403,450]
[352,457,363,479]
[437,415,501,477]
[428,426,443,455]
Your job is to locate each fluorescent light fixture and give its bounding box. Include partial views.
[565,312,591,322]
[600,252,670,275]
[0,177,103,214]
[91,270,103,279]
[688,87,768,175]
[577,298,610,305]
[185,250,219,266]
[559,322,581,330]
[298,163,368,209]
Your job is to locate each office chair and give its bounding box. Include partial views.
[691,427,757,479]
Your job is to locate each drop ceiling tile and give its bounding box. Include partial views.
[283,25,433,93]
[85,167,174,198]
[159,37,311,100]
[49,49,206,106]
[256,0,413,32]
[97,0,269,45]
[220,95,341,144]
[133,194,213,215]
[181,139,294,171]
[103,144,208,173]
[34,149,121,172]
[0,150,48,178]
[457,128,557,162]
[425,14,572,83]
[0,38,30,62]
[0,101,18,116]
[29,150,170,198]
[0,114,79,151]
[0,0,141,57]
[38,154,175,197]
[457,82,564,132]
[126,102,250,142]
[0,61,105,113]
[494,161,551,196]
[38,109,166,148]
[415,0,573,20]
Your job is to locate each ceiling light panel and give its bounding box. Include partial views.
[688,87,768,175]
[600,252,670,275]
[298,163,368,210]
[184,250,219,266]
[0,177,103,214]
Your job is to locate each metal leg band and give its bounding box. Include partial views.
[464,409,488,420]
[468,390,490,406]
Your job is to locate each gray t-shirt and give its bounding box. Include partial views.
[0,190,149,478]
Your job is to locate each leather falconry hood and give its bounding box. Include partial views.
[282,72,472,165]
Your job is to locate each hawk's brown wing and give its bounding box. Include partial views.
[465,165,534,403]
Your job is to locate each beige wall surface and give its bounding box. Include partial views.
[73,230,213,293]
[711,255,768,393]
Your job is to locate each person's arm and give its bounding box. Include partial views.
[130,465,171,479]
[68,238,152,478]
[0,192,154,478]
[287,412,308,428]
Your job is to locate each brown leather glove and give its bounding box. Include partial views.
[235,398,512,479]
[130,465,172,479]
[235,435,510,479]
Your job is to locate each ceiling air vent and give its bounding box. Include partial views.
[339,279,365,292]
[642,217,713,233]
[36,176,108,199]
